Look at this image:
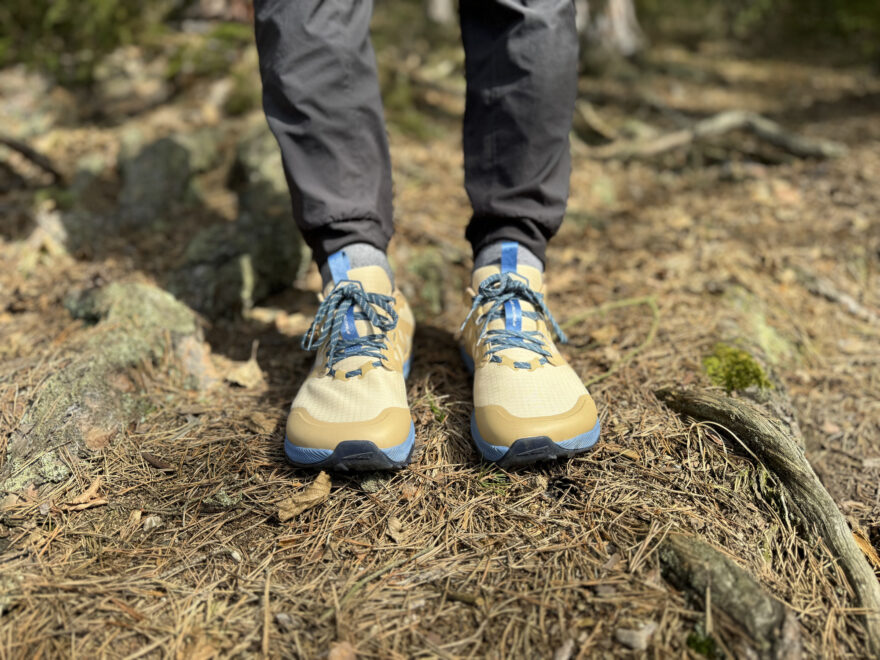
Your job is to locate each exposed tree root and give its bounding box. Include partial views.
[660,533,802,659]
[587,110,847,161]
[656,387,880,656]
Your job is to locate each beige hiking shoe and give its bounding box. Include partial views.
[460,242,600,467]
[284,251,415,470]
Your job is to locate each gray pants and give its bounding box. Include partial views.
[254,0,578,265]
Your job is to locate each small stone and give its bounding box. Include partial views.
[229,549,242,563]
[615,621,657,651]
[142,515,163,532]
[275,612,297,632]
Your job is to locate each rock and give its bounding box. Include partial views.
[614,621,657,651]
[1,283,206,493]
[117,137,192,228]
[169,117,306,317]
[142,515,163,532]
[115,127,223,230]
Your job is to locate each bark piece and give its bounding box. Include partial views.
[656,388,880,656]
[1,282,207,493]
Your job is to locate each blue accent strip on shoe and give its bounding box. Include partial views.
[501,241,518,273]
[327,250,351,284]
[504,299,522,332]
[341,305,358,339]
[470,413,601,463]
[284,420,415,466]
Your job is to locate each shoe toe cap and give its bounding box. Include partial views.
[474,393,599,448]
[286,406,413,451]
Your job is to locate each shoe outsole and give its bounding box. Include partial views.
[461,345,602,467]
[284,356,415,472]
[284,422,415,471]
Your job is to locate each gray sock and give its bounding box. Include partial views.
[474,241,544,272]
[320,242,393,288]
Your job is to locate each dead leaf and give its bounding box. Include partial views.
[386,516,404,543]
[62,477,108,511]
[328,641,357,660]
[83,425,115,450]
[278,472,331,521]
[619,448,641,461]
[247,412,277,435]
[225,357,265,389]
[142,452,175,471]
[590,324,618,346]
[225,341,265,389]
[854,530,880,571]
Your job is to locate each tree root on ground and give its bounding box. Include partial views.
[656,387,880,656]
[659,533,802,659]
[586,110,847,161]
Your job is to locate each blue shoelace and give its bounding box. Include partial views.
[302,281,398,377]
[460,272,567,366]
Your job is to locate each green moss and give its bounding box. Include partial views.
[687,623,722,659]
[703,343,773,392]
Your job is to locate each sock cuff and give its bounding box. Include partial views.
[473,241,544,272]
[319,242,393,287]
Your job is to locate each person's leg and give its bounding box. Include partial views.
[458,1,600,467]
[459,0,579,268]
[254,1,414,471]
[254,0,393,275]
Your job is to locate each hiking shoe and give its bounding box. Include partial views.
[460,242,600,467]
[284,251,415,471]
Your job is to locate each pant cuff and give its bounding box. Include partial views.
[465,216,552,267]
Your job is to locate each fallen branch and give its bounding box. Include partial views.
[0,134,65,184]
[588,110,846,161]
[656,387,880,656]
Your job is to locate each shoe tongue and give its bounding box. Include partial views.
[471,243,546,347]
[319,265,394,364]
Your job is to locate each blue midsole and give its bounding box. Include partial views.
[471,413,601,462]
[284,420,415,465]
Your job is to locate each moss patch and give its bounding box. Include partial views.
[703,343,773,392]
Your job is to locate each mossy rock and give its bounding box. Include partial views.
[168,117,305,317]
[2,282,204,493]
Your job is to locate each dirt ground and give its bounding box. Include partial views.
[1,17,880,660]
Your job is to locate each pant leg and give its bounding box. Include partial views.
[254,0,393,265]
[459,0,579,265]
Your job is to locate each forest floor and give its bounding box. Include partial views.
[1,15,880,659]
